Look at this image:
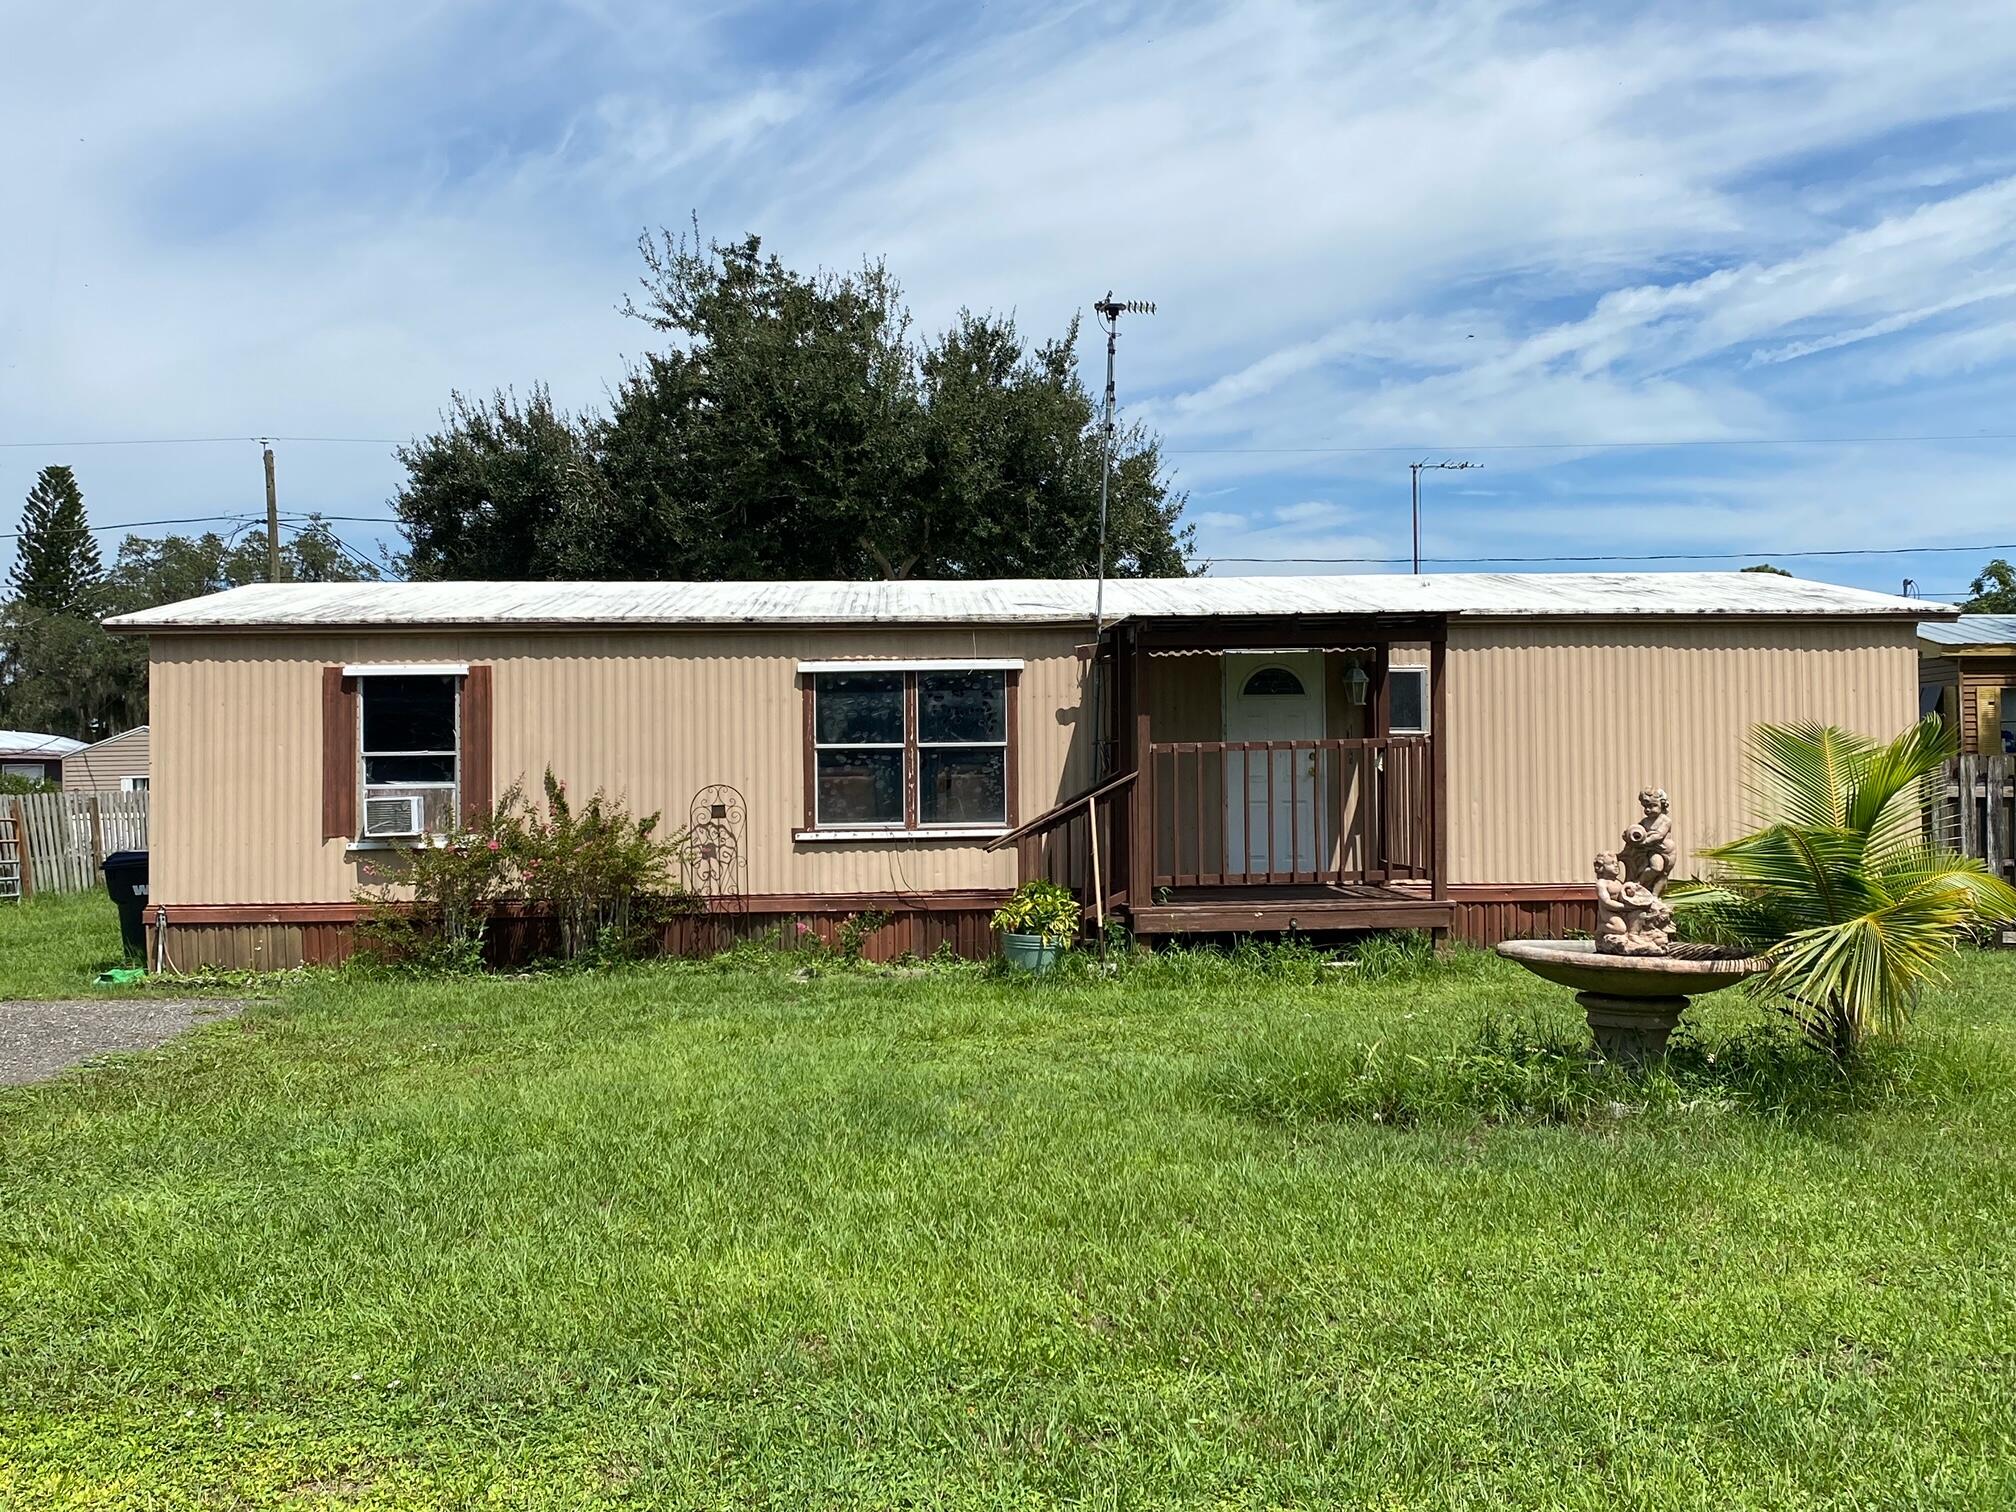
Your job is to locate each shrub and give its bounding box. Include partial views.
[354,790,525,973]
[520,769,693,963]
[354,771,693,972]
[831,909,893,964]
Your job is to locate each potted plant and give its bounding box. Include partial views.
[992,880,1081,972]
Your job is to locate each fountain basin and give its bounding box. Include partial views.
[1496,938,1765,1063]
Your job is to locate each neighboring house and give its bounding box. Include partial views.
[0,730,85,786]
[106,572,1943,968]
[1919,615,2016,755]
[61,726,151,792]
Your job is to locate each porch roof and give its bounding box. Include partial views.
[106,570,1947,633]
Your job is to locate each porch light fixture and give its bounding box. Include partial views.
[1344,658,1371,706]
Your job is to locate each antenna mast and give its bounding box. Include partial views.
[1090,292,1155,774]
[1408,459,1480,574]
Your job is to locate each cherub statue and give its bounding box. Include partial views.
[1593,851,1636,951]
[1620,788,1675,895]
[1594,848,1674,956]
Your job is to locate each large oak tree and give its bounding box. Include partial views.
[394,233,1192,581]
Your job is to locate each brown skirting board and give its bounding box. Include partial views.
[146,885,1596,971]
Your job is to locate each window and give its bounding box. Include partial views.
[121,776,150,793]
[1241,666,1306,697]
[808,667,1012,833]
[359,674,459,833]
[1388,668,1428,734]
[814,672,906,826]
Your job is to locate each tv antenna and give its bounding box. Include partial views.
[1090,293,1155,771]
[1409,459,1480,574]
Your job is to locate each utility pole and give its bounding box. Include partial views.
[262,441,280,582]
[1089,293,1155,773]
[1409,459,1480,574]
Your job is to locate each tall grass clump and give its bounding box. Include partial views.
[1210,1012,1986,1130]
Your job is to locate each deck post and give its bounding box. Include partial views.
[1129,626,1153,912]
[1105,630,1131,908]
[1429,630,1449,902]
[1371,642,1391,881]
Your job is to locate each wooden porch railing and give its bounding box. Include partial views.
[1144,736,1432,888]
[985,769,1135,922]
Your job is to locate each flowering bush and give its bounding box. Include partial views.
[519,769,693,963]
[354,771,694,971]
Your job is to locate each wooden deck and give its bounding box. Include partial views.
[1126,883,1454,936]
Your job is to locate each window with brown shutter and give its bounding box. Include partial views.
[323,663,493,839]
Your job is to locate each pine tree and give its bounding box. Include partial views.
[7,465,103,613]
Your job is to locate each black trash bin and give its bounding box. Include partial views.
[101,850,150,962]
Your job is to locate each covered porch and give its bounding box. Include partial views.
[996,613,1452,940]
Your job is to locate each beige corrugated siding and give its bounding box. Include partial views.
[1444,620,1919,883]
[61,727,149,790]
[152,627,1088,906]
[152,615,1921,905]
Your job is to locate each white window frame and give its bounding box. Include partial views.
[1388,667,1430,734]
[353,669,463,837]
[801,663,1015,840]
[121,775,150,793]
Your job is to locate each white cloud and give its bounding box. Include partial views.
[3,0,2016,595]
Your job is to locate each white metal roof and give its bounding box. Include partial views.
[0,730,86,758]
[102,571,1949,632]
[1919,614,2016,647]
[65,725,149,755]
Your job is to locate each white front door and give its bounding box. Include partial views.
[1222,651,1325,875]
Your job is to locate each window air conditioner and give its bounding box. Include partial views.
[362,795,425,839]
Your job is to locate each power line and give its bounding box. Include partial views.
[7,428,2016,455]
[1203,541,2016,567]
[0,435,402,449]
[1164,432,2016,455]
[1,512,262,542]
[279,519,400,581]
[1,510,406,543]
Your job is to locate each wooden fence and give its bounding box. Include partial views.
[0,791,149,899]
[1941,755,2016,881]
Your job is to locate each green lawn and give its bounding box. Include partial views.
[0,889,147,998]
[2,898,2014,1508]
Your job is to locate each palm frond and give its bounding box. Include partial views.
[1702,719,2000,1057]
[1743,722,1876,832]
[1849,716,1953,862]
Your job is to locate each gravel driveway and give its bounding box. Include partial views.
[0,998,245,1088]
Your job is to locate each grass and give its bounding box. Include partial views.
[1,899,2014,1507]
[0,890,142,998]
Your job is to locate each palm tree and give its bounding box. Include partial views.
[1675,718,2016,1059]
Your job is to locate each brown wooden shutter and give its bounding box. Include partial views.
[1004,668,1021,827]
[321,667,358,840]
[460,665,494,827]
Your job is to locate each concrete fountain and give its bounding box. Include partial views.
[1496,789,1765,1063]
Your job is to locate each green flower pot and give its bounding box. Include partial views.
[1000,932,1061,973]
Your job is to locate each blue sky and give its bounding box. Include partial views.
[4,0,2016,595]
